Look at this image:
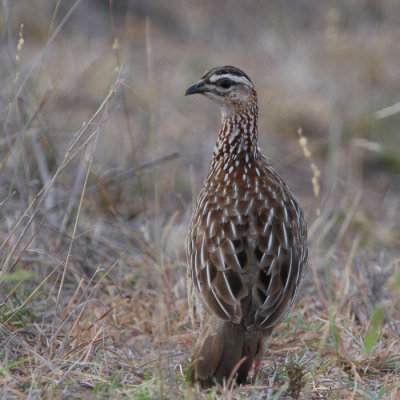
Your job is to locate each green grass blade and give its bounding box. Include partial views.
[363,306,385,355]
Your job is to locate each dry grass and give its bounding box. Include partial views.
[1,1,399,399]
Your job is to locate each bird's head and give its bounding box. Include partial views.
[185,66,256,117]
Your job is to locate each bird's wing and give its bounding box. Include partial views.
[188,186,250,323]
[188,168,308,328]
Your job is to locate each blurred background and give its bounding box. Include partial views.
[1,1,399,398]
[2,0,399,239]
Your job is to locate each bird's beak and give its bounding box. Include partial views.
[185,79,210,96]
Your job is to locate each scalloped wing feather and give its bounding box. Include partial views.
[188,157,308,329]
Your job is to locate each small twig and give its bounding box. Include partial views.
[67,299,129,344]
[59,154,88,235]
[267,363,280,399]
[85,152,179,194]
[31,127,55,216]
[136,352,188,369]
[0,191,16,207]
[226,356,247,389]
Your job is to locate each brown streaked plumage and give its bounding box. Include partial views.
[186,66,308,388]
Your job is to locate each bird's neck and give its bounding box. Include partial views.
[212,94,259,164]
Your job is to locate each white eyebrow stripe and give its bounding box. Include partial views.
[209,74,252,86]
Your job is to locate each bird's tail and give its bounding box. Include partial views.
[190,315,263,388]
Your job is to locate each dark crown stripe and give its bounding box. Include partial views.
[202,66,252,84]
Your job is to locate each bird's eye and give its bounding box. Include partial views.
[219,79,232,89]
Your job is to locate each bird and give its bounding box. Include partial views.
[185,66,308,388]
